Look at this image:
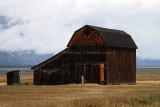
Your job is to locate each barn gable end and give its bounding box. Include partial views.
[68,26,105,46]
[67,25,138,49]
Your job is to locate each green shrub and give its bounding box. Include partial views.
[131,95,159,105]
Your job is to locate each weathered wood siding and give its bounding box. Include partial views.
[69,27,105,46]
[34,70,40,85]
[34,70,50,85]
[7,71,20,85]
[106,48,136,84]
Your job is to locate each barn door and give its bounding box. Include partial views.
[76,63,104,84]
[100,64,104,85]
[84,63,104,84]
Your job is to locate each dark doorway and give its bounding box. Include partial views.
[75,63,104,84]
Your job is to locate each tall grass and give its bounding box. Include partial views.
[0,77,33,85]
[0,80,160,107]
[0,71,160,107]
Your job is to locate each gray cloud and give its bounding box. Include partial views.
[0,0,160,59]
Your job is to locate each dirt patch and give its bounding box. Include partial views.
[0,83,7,86]
[137,81,160,84]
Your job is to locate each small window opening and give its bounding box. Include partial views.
[84,29,91,36]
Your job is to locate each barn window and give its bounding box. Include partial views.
[84,29,91,36]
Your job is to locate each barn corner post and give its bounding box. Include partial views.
[31,25,138,85]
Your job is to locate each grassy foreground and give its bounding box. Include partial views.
[0,76,160,107]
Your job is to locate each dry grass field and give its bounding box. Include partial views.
[0,68,160,107]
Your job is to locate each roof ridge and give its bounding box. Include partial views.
[86,25,128,35]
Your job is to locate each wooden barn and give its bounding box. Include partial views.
[31,25,138,85]
[6,70,20,85]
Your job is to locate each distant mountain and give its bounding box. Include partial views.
[0,16,10,30]
[136,57,160,67]
[0,50,53,66]
[0,16,19,30]
[0,51,18,65]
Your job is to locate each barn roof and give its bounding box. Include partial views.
[31,48,69,70]
[67,25,138,49]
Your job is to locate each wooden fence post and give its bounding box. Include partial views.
[82,75,84,84]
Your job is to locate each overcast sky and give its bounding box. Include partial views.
[0,0,160,59]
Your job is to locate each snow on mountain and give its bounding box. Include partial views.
[0,16,20,30]
[0,50,53,65]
